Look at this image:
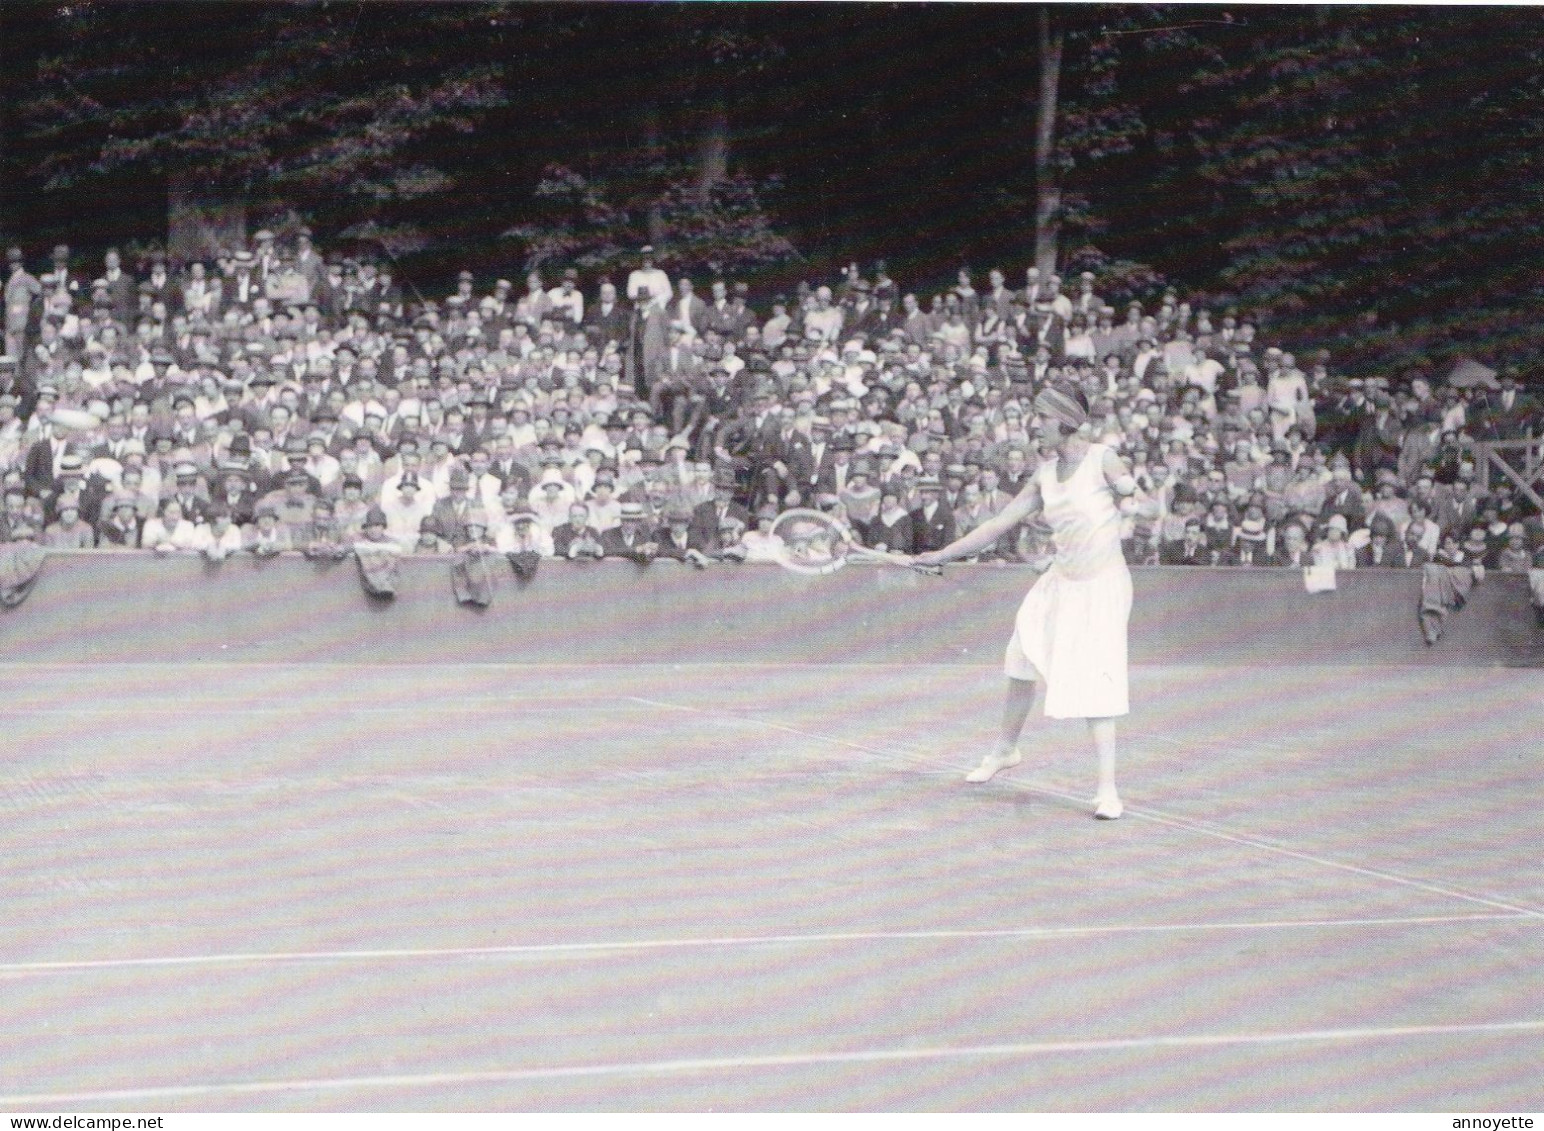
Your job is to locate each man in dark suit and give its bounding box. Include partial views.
[844,280,880,340]
[22,406,70,502]
[1352,390,1404,480]
[598,503,657,562]
[141,251,179,316]
[218,251,263,315]
[755,401,803,509]
[1357,518,1414,567]
[1160,519,1212,565]
[702,279,739,340]
[690,468,751,554]
[97,247,135,327]
[487,435,532,499]
[427,465,478,548]
[910,477,956,553]
[582,281,631,350]
[1266,521,1313,568]
[650,325,699,432]
[669,277,709,341]
[1030,300,1066,361]
[552,501,606,560]
[653,505,712,565]
[1320,456,1368,530]
[163,461,213,524]
[1475,372,1539,441]
[722,283,757,341]
[786,417,838,505]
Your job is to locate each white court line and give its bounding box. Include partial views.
[1012,781,1544,922]
[1,912,1528,977]
[0,660,992,671]
[6,1018,1544,1107]
[632,696,1544,921]
[0,701,659,716]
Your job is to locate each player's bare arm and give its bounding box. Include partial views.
[914,479,1043,567]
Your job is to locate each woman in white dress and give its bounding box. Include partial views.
[914,382,1137,820]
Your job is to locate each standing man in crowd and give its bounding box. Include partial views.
[5,249,42,366]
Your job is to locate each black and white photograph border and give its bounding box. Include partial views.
[0,0,1542,1115]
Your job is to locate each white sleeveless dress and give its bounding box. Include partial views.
[1004,442,1132,719]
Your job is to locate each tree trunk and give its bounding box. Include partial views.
[167,169,248,262]
[641,102,667,248]
[696,97,730,207]
[1034,6,1064,277]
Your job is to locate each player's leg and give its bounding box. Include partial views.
[1088,716,1122,819]
[965,676,1036,783]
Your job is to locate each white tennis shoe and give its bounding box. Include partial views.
[964,748,1022,783]
[1092,792,1124,820]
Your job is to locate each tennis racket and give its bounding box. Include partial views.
[767,508,942,576]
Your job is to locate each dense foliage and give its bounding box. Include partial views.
[4,3,1542,372]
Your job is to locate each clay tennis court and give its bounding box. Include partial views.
[1,659,1540,1112]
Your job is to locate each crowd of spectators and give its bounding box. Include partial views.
[2,228,1543,582]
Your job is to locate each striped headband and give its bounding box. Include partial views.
[1034,385,1088,431]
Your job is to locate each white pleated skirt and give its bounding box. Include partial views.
[1004,561,1132,719]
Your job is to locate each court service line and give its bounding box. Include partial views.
[7,1018,1544,1107]
[0,912,1529,977]
[631,696,1544,921]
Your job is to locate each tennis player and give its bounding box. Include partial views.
[913,382,1137,820]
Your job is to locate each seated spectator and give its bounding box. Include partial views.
[96,494,143,548]
[381,473,433,552]
[1461,526,1494,572]
[1269,520,1313,568]
[334,477,371,541]
[244,503,293,556]
[600,502,657,562]
[1498,524,1533,573]
[714,515,750,562]
[1228,503,1271,566]
[868,487,913,554]
[1160,516,1211,565]
[1200,498,1235,557]
[1312,514,1357,570]
[42,496,94,548]
[739,504,786,563]
[1478,500,1511,567]
[689,469,748,553]
[838,461,881,533]
[552,502,604,560]
[142,499,208,554]
[1433,531,1468,568]
[495,506,554,558]
[414,516,448,555]
[528,469,575,533]
[260,470,318,546]
[910,476,954,553]
[202,506,246,561]
[653,505,711,567]
[1358,516,1410,568]
[303,498,349,559]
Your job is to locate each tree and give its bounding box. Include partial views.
[20,2,509,257]
[1029,7,1161,278]
[1179,7,1544,368]
[503,161,797,278]
[501,7,799,276]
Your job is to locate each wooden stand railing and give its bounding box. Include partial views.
[1464,438,1544,510]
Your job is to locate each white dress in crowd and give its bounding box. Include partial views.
[1006,441,1132,719]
